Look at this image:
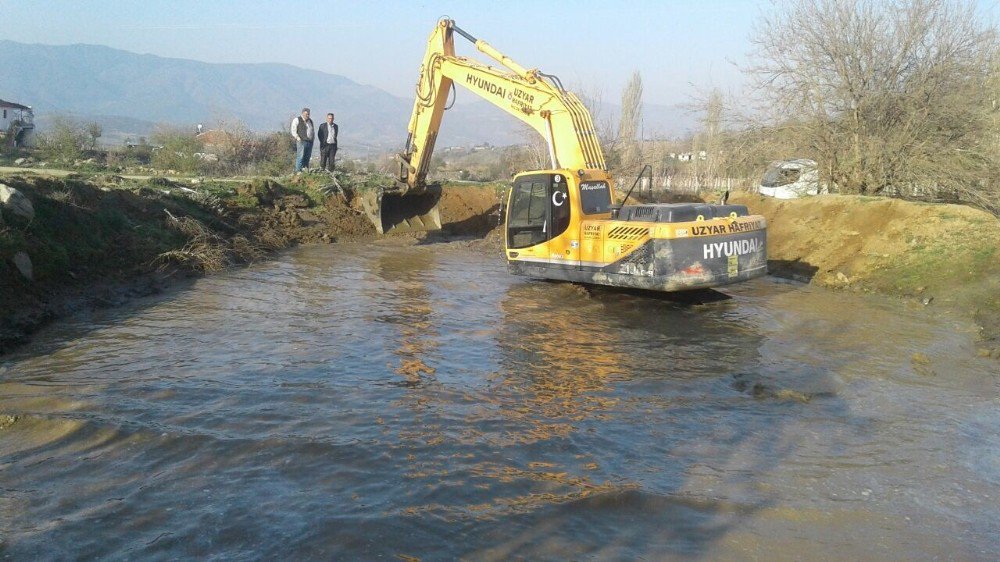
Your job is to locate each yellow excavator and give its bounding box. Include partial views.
[365,19,767,292]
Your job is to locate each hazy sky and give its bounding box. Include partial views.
[2,0,998,107]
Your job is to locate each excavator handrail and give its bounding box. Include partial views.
[616,164,654,213]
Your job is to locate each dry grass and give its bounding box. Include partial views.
[156,215,264,272]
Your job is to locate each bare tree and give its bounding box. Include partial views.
[747,0,998,208]
[574,86,614,143]
[690,89,725,183]
[84,122,103,150]
[684,87,781,186]
[618,71,644,175]
[516,122,550,171]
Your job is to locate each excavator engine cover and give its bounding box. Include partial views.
[361,184,443,235]
[505,197,768,292]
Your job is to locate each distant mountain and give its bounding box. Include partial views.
[0,40,413,149]
[0,40,696,152]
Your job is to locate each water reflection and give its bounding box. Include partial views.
[490,283,627,440]
[0,242,995,560]
[370,247,438,386]
[447,281,853,559]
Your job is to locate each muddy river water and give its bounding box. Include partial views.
[1,240,996,560]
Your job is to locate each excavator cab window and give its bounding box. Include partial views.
[551,175,571,236]
[507,173,570,249]
[579,181,612,214]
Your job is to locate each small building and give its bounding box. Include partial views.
[0,99,35,148]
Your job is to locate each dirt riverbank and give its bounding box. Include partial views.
[729,192,999,353]
[2,172,996,356]
[0,172,500,352]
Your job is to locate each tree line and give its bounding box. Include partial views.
[609,0,998,214]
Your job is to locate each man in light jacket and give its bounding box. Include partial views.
[290,108,314,172]
[317,112,339,172]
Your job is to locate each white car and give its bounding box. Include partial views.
[758,159,827,199]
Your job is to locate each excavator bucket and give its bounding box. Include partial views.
[361,184,443,235]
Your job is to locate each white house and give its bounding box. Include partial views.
[0,99,35,148]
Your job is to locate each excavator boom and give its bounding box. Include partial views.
[367,19,604,234]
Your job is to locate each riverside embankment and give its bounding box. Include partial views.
[2,171,998,356]
[0,171,500,352]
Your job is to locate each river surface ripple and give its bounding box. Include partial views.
[1,240,997,560]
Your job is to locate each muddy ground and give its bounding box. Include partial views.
[1,173,996,356]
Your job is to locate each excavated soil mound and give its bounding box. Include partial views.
[436,185,502,235]
[251,191,378,244]
[270,184,501,242]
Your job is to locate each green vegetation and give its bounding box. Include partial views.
[150,126,204,174]
[21,117,297,178]
[34,116,103,165]
[144,125,294,176]
[1,177,179,282]
[0,173,321,289]
[878,242,997,294]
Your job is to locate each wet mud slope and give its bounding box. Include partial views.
[0,174,500,353]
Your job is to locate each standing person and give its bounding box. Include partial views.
[317,113,339,172]
[290,108,314,172]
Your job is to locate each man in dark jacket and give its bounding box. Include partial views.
[318,112,339,172]
[290,108,314,172]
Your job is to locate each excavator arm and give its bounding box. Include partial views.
[400,19,605,183]
[366,19,606,233]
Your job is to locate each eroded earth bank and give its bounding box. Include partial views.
[1,173,997,356]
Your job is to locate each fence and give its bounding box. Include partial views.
[629,174,758,196]
[621,172,996,215]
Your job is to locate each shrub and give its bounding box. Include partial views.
[35,116,90,163]
[746,0,999,209]
[150,126,205,174]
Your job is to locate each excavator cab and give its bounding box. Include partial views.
[503,169,613,265]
